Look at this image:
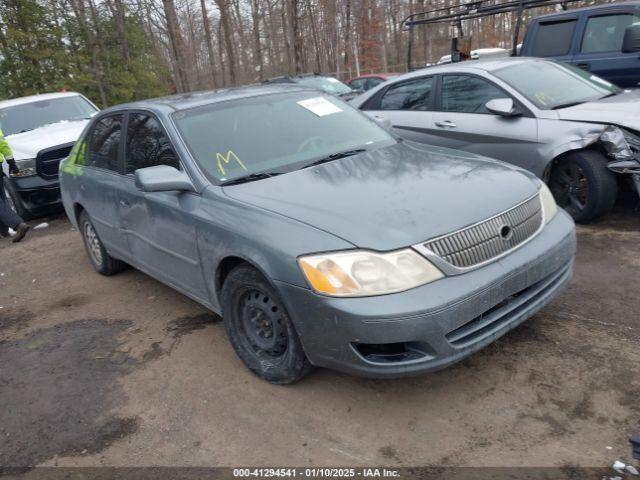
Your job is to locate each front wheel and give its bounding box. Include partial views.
[3,177,32,221]
[221,265,313,384]
[549,150,617,222]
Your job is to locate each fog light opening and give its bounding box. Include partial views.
[353,341,431,364]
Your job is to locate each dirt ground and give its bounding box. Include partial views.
[0,205,639,470]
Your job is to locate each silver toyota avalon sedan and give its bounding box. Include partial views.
[351,57,640,222]
[59,85,575,383]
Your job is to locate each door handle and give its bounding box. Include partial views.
[576,63,590,70]
[79,184,86,192]
[119,199,130,207]
[435,120,457,128]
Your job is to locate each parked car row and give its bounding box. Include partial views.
[1,2,637,384]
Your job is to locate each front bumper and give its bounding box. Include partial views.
[277,210,576,378]
[5,175,62,215]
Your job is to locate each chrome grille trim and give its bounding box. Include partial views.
[413,194,544,274]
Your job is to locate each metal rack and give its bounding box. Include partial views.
[402,0,583,70]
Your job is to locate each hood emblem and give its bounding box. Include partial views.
[499,224,513,240]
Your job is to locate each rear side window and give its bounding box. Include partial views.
[581,14,640,53]
[532,20,577,56]
[441,76,506,114]
[379,77,433,111]
[86,114,123,171]
[125,113,179,174]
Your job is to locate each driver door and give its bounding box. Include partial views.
[118,112,208,300]
[430,74,540,172]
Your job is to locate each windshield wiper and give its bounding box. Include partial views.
[221,171,283,186]
[302,149,366,169]
[551,101,586,110]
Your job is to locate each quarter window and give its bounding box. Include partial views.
[532,20,577,56]
[581,14,640,53]
[125,113,179,174]
[379,77,433,111]
[441,76,506,114]
[86,114,123,171]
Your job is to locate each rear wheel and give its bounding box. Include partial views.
[221,265,313,384]
[549,150,617,222]
[79,211,126,276]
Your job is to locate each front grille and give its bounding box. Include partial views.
[445,262,571,347]
[36,143,74,180]
[423,195,542,269]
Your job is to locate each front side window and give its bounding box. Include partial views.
[173,92,394,183]
[441,75,506,114]
[0,96,97,136]
[125,114,179,174]
[532,20,577,56]
[582,14,640,53]
[494,60,621,109]
[379,77,433,111]
[86,114,123,171]
[348,79,366,91]
[365,78,385,90]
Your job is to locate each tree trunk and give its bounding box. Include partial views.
[250,0,264,81]
[215,0,237,86]
[162,0,190,92]
[200,0,218,88]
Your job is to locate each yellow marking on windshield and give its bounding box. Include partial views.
[216,150,247,175]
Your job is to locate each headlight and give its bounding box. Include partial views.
[298,249,443,297]
[600,126,634,160]
[539,182,557,224]
[13,158,36,177]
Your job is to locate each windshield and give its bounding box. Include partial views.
[172,92,394,183]
[295,76,353,95]
[0,96,97,135]
[494,61,622,109]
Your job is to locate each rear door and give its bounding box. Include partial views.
[361,75,435,143]
[430,74,540,172]
[572,11,640,88]
[118,111,208,300]
[79,113,129,259]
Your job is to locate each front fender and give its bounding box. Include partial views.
[537,119,606,178]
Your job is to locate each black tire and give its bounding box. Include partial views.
[78,210,126,276]
[3,177,32,221]
[549,150,618,223]
[221,265,313,384]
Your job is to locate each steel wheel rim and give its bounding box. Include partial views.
[4,186,16,213]
[551,164,589,215]
[83,222,103,266]
[238,289,288,359]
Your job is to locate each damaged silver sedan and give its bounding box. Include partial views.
[352,57,640,222]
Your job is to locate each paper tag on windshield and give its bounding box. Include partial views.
[297,97,343,117]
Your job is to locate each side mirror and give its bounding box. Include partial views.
[485,98,521,117]
[134,165,195,193]
[622,23,640,53]
[372,115,393,130]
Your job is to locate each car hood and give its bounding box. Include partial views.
[6,120,89,160]
[557,90,640,132]
[223,142,540,251]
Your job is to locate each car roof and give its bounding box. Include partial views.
[101,84,320,115]
[404,56,547,77]
[349,73,400,80]
[534,0,640,19]
[0,91,83,109]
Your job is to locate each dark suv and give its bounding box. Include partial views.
[520,1,640,88]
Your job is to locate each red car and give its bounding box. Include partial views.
[347,73,401,92]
